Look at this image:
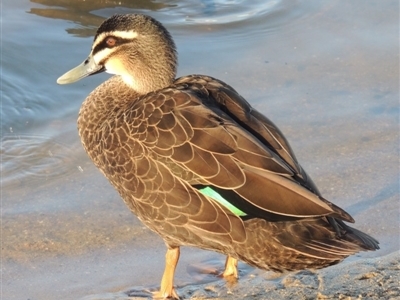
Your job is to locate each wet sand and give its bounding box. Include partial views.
[2,0,399,299]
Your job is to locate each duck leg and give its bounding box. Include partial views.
[222,256,238,278]
[153,246,180,299]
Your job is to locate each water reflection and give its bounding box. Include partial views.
[29,0,172,37]
[28,0,317,39]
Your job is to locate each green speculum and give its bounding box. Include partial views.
[198,186,247,217]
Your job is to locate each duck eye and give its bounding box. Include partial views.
[105,37,117,48]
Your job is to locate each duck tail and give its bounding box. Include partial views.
[336,219,380,251]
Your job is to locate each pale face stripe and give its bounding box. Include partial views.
[92,48,114,65]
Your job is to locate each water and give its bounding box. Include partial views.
[2,0,399,299]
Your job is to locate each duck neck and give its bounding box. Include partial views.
[123,58,177,95]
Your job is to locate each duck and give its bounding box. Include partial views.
[57,14,379,299]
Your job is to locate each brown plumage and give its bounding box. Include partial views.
[57,14,379,299]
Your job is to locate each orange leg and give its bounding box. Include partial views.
[222,256,238,278]
[153,246,180,299]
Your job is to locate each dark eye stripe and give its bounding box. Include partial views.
[92,37,132,56]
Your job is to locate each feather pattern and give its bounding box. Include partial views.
[78,74,378,258]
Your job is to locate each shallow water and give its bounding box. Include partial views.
[1,0,399,299]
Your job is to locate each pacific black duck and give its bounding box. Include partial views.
[57,14,379,299]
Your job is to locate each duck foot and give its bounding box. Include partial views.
[153,246,181,299]
[222,256,239,279]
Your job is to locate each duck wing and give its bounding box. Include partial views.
[137,75,354,223]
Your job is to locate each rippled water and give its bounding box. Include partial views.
[1,134,78,189]
[2,0,398,299]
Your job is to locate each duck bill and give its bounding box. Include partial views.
[57,55,105,85]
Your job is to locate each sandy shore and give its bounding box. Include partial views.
[78,251,399,300]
